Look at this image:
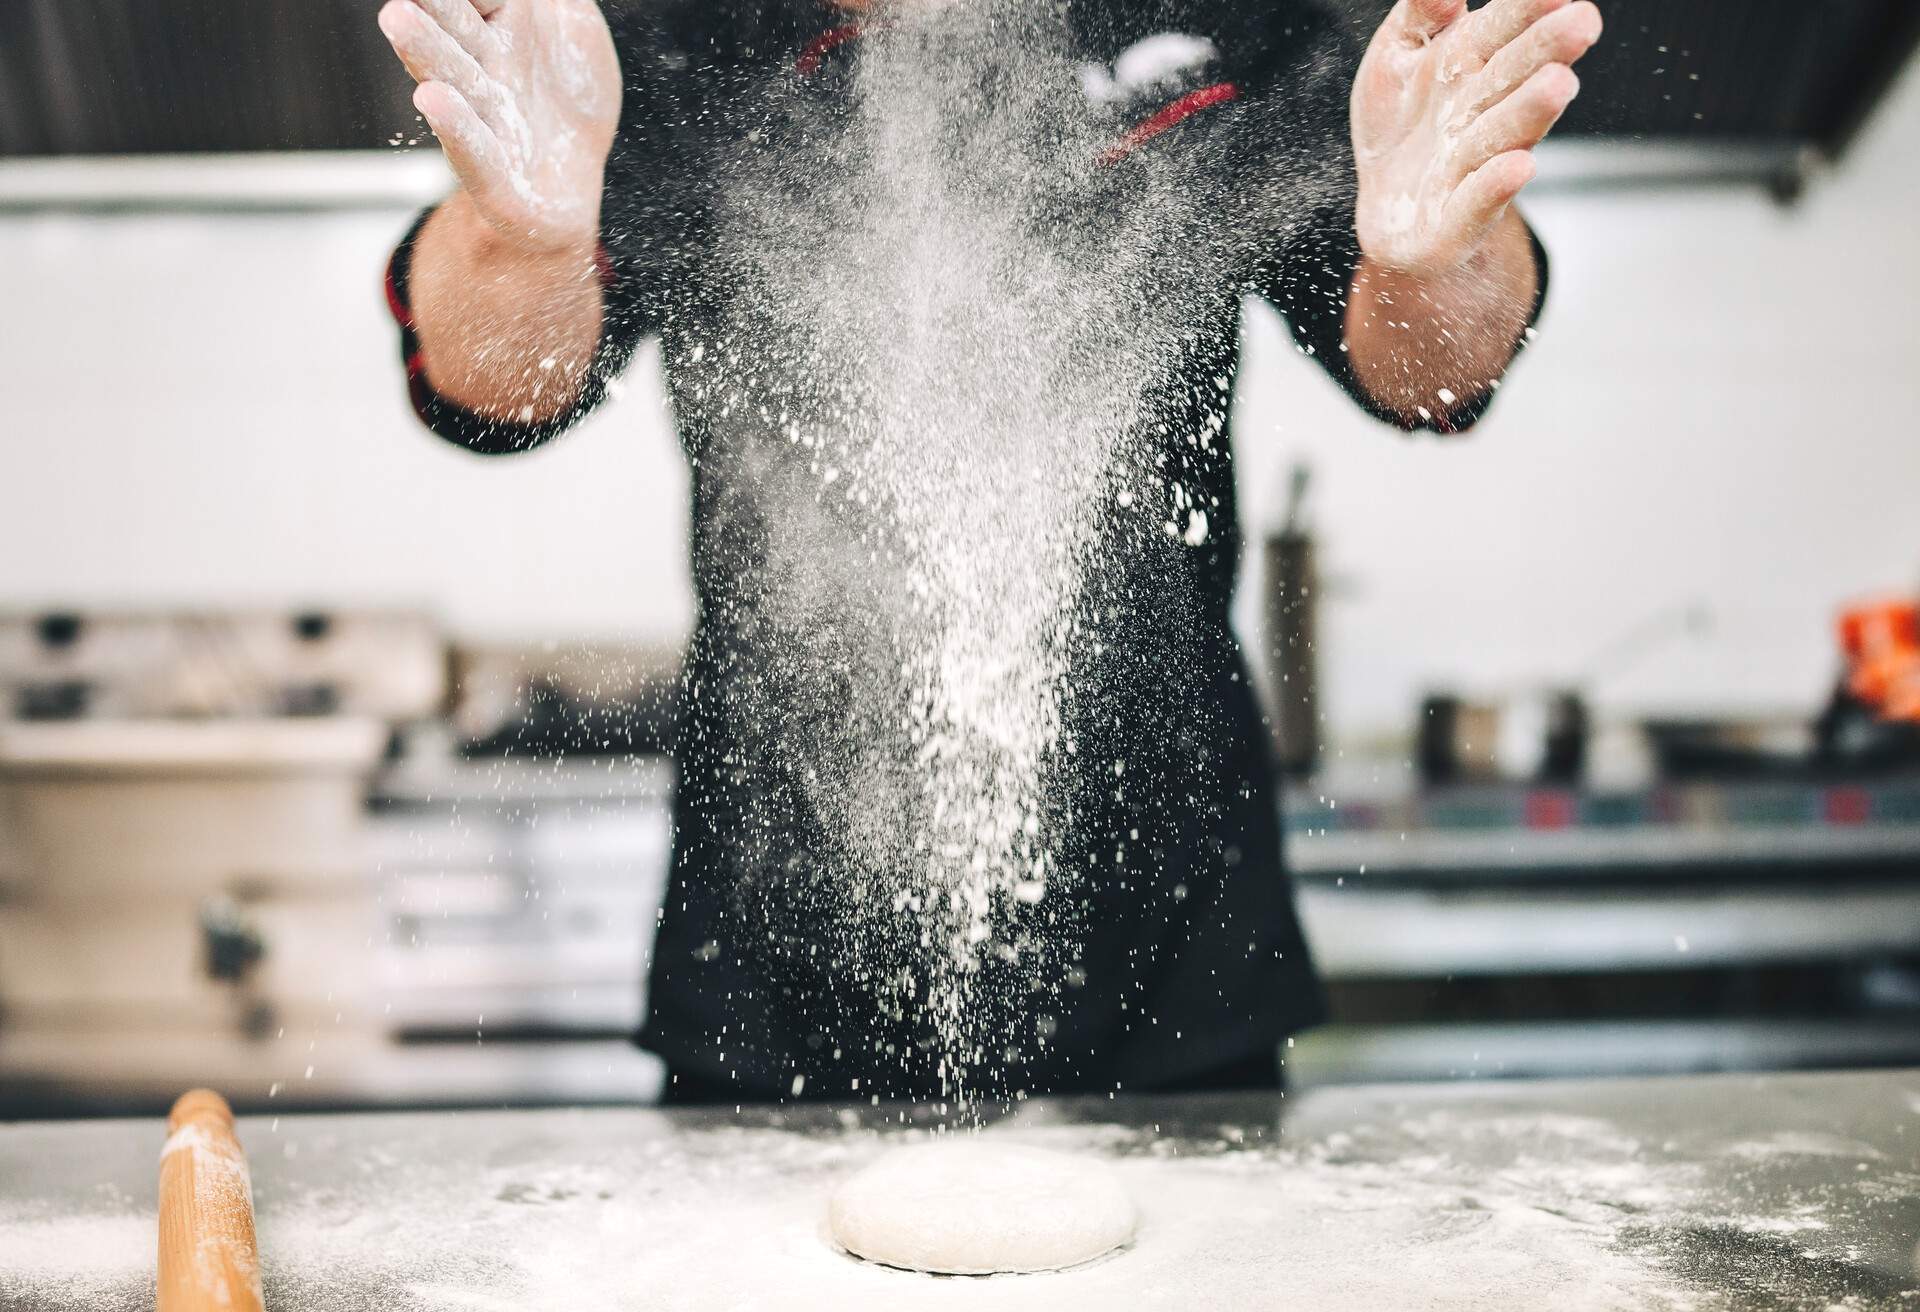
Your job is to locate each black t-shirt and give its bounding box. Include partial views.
[388,0,1543,1101]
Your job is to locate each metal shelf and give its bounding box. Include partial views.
[1298,882,1920,979]
[1288,822,1920,881]
[1288,1017,1920,1087]
[1283,776,1920,883]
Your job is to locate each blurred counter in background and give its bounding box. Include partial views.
[1284,772,1920,1084]
[9,751,1918,1118]
[2,611,1918,1118]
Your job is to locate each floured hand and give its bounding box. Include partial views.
[378,0,621,253]
[1351,0,1601,278]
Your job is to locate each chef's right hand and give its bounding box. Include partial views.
[378,0,621,254]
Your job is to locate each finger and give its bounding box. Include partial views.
[1448,149,1536,235]
[379,2,499,123]
[469,0,509,15]
[1468,2,1602,116]
[1453,62,1579,181]
[553,0,621,118]
[414,82,510,203]
[412,0,501,67]
[1464,0,1570,62]
[1388,0,1467,45]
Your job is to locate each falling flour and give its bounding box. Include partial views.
[679,0,1349,1109]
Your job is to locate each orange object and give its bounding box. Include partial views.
[158,1090,265,1312]
[1838,597,1920,723]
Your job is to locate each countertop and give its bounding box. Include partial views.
[2,1068,1916,1309]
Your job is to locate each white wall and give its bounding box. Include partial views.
[1230,59,1920,733]
[2,57,1915,737]
[0,208,696,643]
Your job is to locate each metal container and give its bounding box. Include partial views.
[0,718,388,1036]
[1262,530,1320,779]
[0,718,384,899]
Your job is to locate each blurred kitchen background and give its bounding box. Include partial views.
[2,0,1918,1118]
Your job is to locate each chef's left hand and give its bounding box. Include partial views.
[1351,0,1602,278]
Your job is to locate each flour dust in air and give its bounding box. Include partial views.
[685,0,1351,1111]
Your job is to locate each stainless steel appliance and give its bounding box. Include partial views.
[0,610,443,1048]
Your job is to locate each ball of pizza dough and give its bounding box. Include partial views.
[828,1139,1136,1275]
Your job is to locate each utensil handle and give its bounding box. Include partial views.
[158,1089,264,1312]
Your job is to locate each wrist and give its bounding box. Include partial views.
[1357,208,1533,306]
[442,190,602,271]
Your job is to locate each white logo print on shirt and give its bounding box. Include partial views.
[1079,33,1220,105]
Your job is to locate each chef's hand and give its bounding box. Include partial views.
[378,0,620,254]
[1351,0,1601,278]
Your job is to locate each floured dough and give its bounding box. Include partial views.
[828,1140,1136,1275]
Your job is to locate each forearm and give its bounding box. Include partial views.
[408,193,607,424]
[1343,207,1539,427]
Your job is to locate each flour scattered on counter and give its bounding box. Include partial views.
[12,1099,1920,1312]
[0,1211,153,1308]
[1726,1131,1890,1162]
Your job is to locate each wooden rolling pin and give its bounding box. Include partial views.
[158,1089,265,1312]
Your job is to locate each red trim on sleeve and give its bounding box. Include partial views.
[1099,82,1240,166]
[384,256,415,332]
[797,23,865,76]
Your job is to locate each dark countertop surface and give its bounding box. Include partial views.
[3,1068,1917,1309]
